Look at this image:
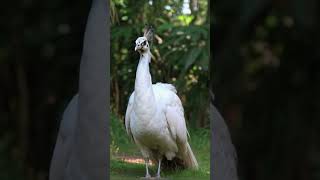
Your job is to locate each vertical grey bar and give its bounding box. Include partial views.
[210,94,238,180]
[106,0,110,179]
[65,0,108,179]
[210,0,238,178]
[49,0,109,180]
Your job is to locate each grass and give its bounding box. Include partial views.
[110,113,210,180]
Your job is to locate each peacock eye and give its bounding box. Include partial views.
[141,41,146,46]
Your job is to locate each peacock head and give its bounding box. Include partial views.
[135,37,149,53]
[135,25,154,54]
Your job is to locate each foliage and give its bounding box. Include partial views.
[110,113,130,155]
[110,0,209,128]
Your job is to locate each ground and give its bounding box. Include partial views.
[110,114,210,180]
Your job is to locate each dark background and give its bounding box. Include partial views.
[0,0,90,179]
[212,0,320,179]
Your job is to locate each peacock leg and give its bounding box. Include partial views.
[156,158,162,178]
[144,158,151,178]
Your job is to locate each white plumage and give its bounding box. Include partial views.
[125,26,198,178]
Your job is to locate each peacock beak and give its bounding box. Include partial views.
[135,46,139,51]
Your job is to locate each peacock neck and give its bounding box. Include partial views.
[134,51,156,117]
[135,51,152,91]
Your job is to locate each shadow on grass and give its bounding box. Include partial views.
[110,158,209,180]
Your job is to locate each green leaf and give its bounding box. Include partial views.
[183,48,202,70]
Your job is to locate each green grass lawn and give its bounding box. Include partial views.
[110,114,210,180]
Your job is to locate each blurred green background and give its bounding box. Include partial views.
[110,0,210,179]
[212,0,320,179]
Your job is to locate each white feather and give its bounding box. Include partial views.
[125,36,198,170]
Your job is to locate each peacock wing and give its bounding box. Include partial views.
[165,94,188,146]
[125,92,135,141]
[153,83,188,146]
